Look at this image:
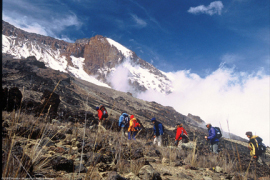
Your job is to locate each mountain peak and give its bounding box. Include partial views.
[2,20,172,94]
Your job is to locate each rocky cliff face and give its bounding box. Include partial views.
[2,20,172,94]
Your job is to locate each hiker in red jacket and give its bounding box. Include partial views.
[96,105,108,127]
[174,123,188,146]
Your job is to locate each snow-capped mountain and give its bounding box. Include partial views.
[2,20,172,94]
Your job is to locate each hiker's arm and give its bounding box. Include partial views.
[183,129,187,136]
[153,126,156,136]
[175,128,180,140]
[207,128,215,140]
[118,116,123,126]
[159,124,164,135]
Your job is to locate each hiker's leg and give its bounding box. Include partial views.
[213,142,219,154]
[128,132,131,140]
[178,140,183,149]
[133,131,137,140]
[153,137,157,145]
[257,154,265,165]
[210,144,213,153]
[121,127,125,137]
[158,135,162,147]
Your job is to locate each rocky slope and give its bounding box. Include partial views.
[2,56,270,179]
[2,20,172,94]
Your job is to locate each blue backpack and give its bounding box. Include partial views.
[214,127,222,139]
[122,114,130,127]
[256,137,266,154]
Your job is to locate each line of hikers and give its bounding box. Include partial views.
[96,105,267,165]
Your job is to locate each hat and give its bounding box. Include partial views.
[206,123,211,127]
[245,131,252,136]
[151,117,156,121]
[176,123,183,126]
[130,115,134,119]
[96,107,99,110]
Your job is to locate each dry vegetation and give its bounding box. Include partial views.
[2,109,269,180]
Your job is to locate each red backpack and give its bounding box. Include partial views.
[100,105,108,118]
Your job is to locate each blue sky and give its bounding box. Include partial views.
[3,0,269,75]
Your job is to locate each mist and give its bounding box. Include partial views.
[138,67,270,146]
[107,60,270,146]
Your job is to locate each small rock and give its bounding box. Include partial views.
[203,176,213,180]
[177,172,192,179]
[54,147,66,153]
[39,137,55,147]
[175,160,185,167]
[215,166,223,173]
[162,157,170,166]
[52,119,61,125]
[107,171,126,180]
[125,172,140,180]
[75,164,87,173]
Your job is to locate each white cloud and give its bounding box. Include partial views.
[131,14,147,28]
[221,53,243,65]
[3,14,48,36]
[137,66,270,146]
[107,58,136,93]
[3,12,81,42]
[188,1,224,16]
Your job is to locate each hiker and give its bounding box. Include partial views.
[96,105,108,127]
[205,123,219,154]
[246,131,266,165]
[174,123,188,147]
[127,115,141,140]
[151,117,164,146]
[118,112,129,136]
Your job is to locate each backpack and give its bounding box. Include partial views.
[122,114,130,127]
[100,105,108,118]
[256,137,266,154]
[134,120,141,131]
[214,127,222,139]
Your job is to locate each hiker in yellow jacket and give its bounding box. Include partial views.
[246,131,266,165]
[128,115,141,140]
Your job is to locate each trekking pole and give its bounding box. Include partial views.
[244,156,253,179]
[134,128,143,139]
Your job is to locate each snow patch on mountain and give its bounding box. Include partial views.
[2,34,68,72]
[108,58,172,93]
[68,56,111,88]
[106,38,133,58]
[2,34,111,88]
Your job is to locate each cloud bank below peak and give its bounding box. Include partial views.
[137,66,270,146]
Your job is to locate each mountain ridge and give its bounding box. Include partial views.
[2,20,172,94]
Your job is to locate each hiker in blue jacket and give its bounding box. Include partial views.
[205,123,219,154]
[151,117,164,146]
[118,113,129,137]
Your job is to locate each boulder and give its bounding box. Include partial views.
[51,156,74,172]
[2,87,8,110]
[138,165,161,180]
[7,87,22,112]
[36,89,60,120]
